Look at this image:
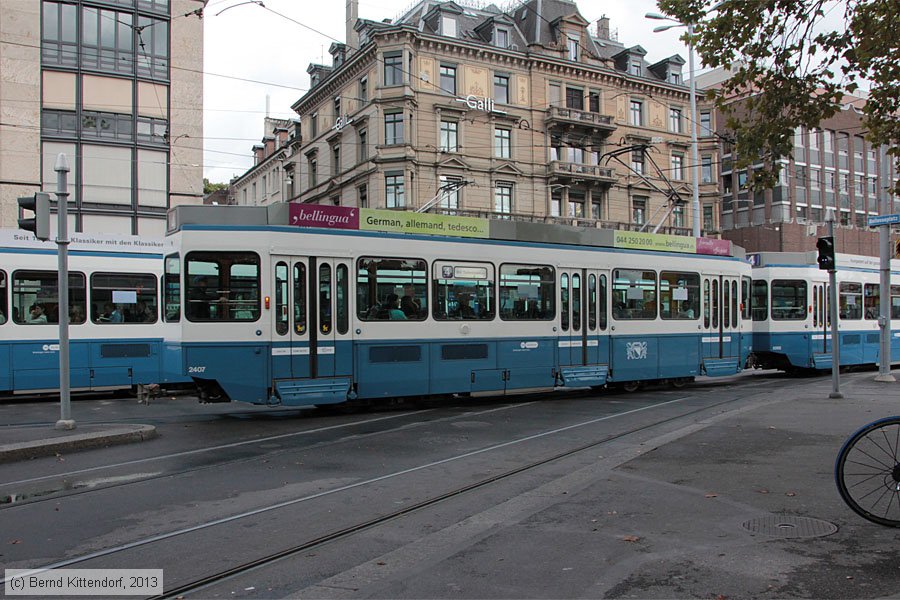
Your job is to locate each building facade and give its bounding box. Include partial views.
[0,0,203,237]
[233,0,721,236]
[696,68,899,255]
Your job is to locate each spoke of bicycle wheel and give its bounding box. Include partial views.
[847,470,887,490]
[876,425,900,462]
[852,443,896,471]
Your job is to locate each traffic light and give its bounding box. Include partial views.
[816,236,836,271]
[17,192,51,241]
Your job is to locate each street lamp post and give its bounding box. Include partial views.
[646,13,701,238]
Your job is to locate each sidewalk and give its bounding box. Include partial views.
[0,423,156,463]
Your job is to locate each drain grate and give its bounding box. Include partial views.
[741,515,838,538]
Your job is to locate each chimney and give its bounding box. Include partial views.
[597,15,610,40]
[346,0,359,53]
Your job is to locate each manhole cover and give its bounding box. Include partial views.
[741,515,837,538]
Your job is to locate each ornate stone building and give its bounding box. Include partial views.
[233,0,720,236]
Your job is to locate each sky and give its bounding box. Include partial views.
[201,0,695,184]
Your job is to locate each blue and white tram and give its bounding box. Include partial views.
[0,230,189,395]
[750,252,900,371]
[167,207,752,407]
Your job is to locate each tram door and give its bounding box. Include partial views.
[701,274,741,362]
[559,268,608,366]
[812,282,829,354]
[271,256,353,381]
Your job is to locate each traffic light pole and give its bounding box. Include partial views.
[876,213,895,382]
[54,154,74,430]
[825,212,842,398]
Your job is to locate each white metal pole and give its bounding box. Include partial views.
[55,153,74,430]
[688,22,701,238]
[876,201,894,381]
[826,209,842,398]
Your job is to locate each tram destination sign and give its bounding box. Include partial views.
[867,214,900,227]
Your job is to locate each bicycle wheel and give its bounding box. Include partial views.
[835,416,900,527]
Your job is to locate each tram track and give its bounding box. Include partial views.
[0,380,782,597]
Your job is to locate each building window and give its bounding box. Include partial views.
[78,6,136,75]
[825,170,835,191]
[565,87,584,110]
[494,74,510,104]
[809,129,819,150]
[439,175,461,211]
[440,64,457,94]
[633,197,647,224]
[673,205,684,227]
[80,111,133,141]
[840,173,849,193]
[495,183,512,215]
[549,82,562,107]
[358,128,368,161]
[136,116,168,144]
[703,205,714,232]
[385,173,405,208]
[494,128,511,158]
[631,149,645,175]
[669,71,681,84]
[442,15,457,37]
[332,145,340,175]
[588,90,600,113]
[701,155,713,183]
[823,129,834,153]
[385,112,404,145]
[699,111,712,136]
[135,15,169,78]
[495,28,509,48]
[629,99,643,126]
[669,107,683,133]
[358,184,368,208]
[671,153,684,180]
[384,52,402,86]
[359,76,368,101]
[41,2,78,67]
[310,112,318,138]
[810,168,821,190]
[440,120,458,152]
[567,36,579,61]
[308,157,317,187]
[592,197,602,220]
[630,60,642,76]
[568,193,585,218]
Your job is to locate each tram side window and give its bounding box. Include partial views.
[771,279,807,320]
[751,280,768,321]
[498,264,554,321]
[612,269,657,320]
[433,261,494,321]
[864,283,879,319]
[90,273,157,324]
[0,271,6,324]
[892,286,900,320]
[839,282,862,320]
[659,271,699,319]
[164,254,180,322]
[356,257,427,321]
[185,252,260,322]
[12,270,86,325]
[598,274,607,330]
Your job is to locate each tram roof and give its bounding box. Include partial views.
[750,251,900,271]
[167,205,746,259]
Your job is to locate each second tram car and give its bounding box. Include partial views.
[165,207,752,407]
[0,230,190,396]
[749,252,900,371]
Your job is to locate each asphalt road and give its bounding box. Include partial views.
[1,370,899,599]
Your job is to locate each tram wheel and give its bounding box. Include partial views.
[671,377,693,389]
[620,380,641,393]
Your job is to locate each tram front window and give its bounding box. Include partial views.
[185,252,260,322]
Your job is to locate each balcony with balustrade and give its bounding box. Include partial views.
[545,106,617,136]
[547,161,618,185]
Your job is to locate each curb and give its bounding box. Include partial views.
[0,424,158,463]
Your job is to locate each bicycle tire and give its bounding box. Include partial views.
[835,416,900,527]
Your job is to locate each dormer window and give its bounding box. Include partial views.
[630,60,642,76]
[442,15,457,38]
[495,27,509,48]
[669,70,682,84]
[567,36,579,61]
[311,72,320,87]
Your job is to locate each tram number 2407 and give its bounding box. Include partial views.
[188,366,207,373]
